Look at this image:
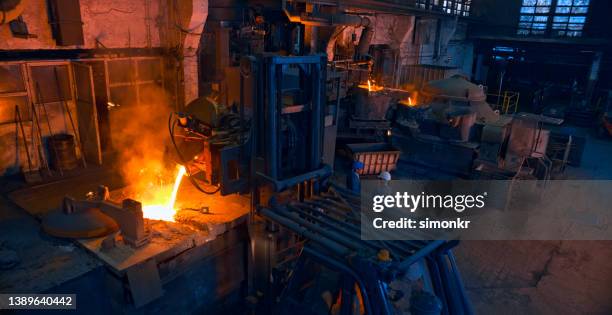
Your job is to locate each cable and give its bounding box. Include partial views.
[168,113,221,195]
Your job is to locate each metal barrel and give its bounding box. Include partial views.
[49,134,79,171]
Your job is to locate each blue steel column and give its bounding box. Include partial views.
[310,57,325,170]
[267,59,278,179]
[276,63,284,179]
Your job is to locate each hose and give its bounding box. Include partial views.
[168,113,220,195]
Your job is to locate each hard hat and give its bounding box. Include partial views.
[407,262,424,281]
[377,249,391,262]
[352,160,364,170]
[378,171,391,181]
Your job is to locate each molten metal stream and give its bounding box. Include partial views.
[142,166,186,221]
[358,79,384,92]
[399,96,418,107]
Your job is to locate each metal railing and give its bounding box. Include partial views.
[487,91,520,114]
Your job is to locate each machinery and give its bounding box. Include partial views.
[171,54,330,196]
[262,185,473,315]
[597,91,612,138]
[599,110,612,138]
[154,3,473,314]
[389,75,564,179]
[171,96,251,196]
[168,53,473,315]
[474,113,562,180]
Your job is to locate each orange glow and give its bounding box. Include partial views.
[141,165,186,221]
[358,79,384,92]
[399,94,418,107]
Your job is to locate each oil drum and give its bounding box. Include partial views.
[49,134,79,171]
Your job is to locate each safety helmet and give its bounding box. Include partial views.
[352,160,365,170]
[378,171,392,181]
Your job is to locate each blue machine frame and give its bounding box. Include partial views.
[261,185,474,315]
[243,54,472,314]
[245,54,332,192]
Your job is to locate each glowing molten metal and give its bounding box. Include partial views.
[141,166,186,221]
[358,79,384,92]
[400,96,418,107]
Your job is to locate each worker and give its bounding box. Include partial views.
[532,88,543,113]
[347,160,364,193]
[378,171,392,183]
[374,171,393,204]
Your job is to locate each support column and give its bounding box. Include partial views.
[585,51,603,107]
[474,53,485,83]
[305,3,318,54]
[181,0,208,105]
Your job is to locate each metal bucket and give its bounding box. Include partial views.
[354,88,393,120]
[49,134,78,171]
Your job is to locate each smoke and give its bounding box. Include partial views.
[108,85,176,201]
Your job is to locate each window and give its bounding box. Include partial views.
[106,57,164,107]
[0,64,31,124]
[29,65,72,103]
[518,0,590,37]
[518,0,552,35]
[416,0,472,17]
[552,0,589,37]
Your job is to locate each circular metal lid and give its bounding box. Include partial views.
[42,207,119,239]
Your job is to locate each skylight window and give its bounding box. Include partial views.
[416,0,472,17]
[518,0,590,37]
[552,0,590,36]
[518,0,552,35]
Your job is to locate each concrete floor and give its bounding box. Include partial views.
[0,167,119,294]
[456,240,612,315]
[455,128,612,315]
[0,194,101,294]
